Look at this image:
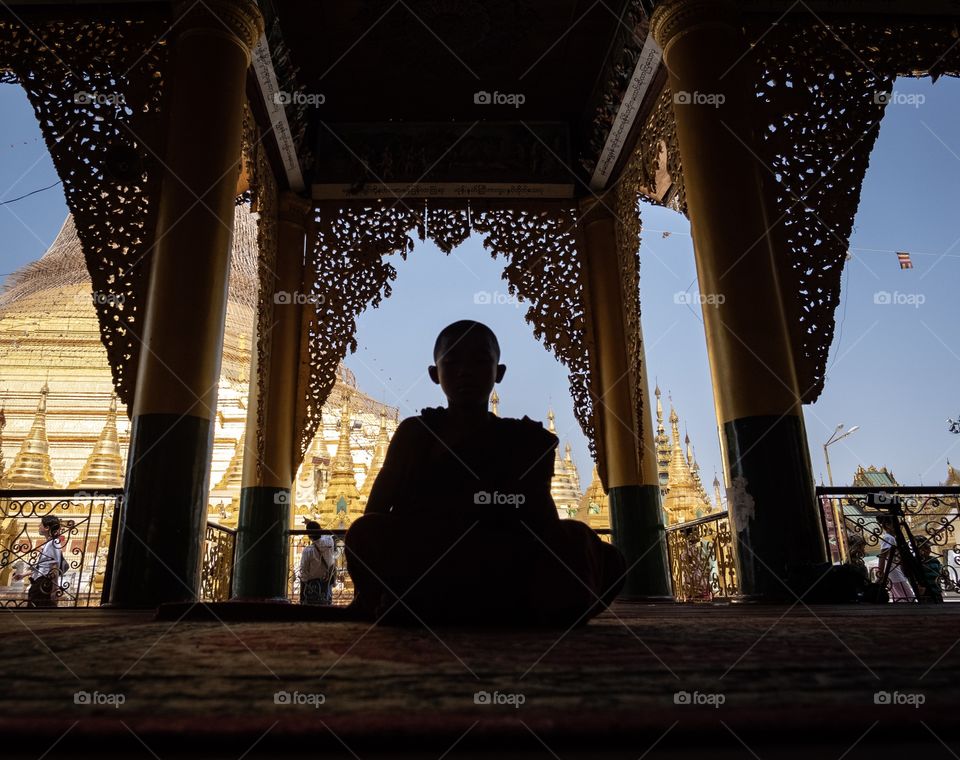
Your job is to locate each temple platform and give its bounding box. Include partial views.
[1,601,958,758]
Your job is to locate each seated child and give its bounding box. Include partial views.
[345,320,626,626]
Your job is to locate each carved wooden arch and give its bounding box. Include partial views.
[289,197,649,484]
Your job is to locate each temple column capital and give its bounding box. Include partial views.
[650,0,738,55]
[175,0,264,62]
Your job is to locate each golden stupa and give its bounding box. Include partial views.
[0,208,399,530]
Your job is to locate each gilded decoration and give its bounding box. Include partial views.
[295,201,602,468]
[246,117,279,484]
[746,18,960,402]
[631,14,960,404]
[0,13,171,412]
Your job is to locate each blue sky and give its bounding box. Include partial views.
[2,76,958,489]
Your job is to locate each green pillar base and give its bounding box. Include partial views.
[723,414,827,600]
[110,413,211,608]
[231,486,291,600]
[609,484,673,600]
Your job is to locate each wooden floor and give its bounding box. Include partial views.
[1,601,958,758]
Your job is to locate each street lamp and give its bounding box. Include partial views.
[823,423,860,486]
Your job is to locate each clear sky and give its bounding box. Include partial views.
[1,75,958,490]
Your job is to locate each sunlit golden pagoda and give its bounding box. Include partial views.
[579,466,609,530]
[359,410,390,507]
[656,388,715,525]
[0,211,398,527]
[545,409,582,518]
[319,396,362,530]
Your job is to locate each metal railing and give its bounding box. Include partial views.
[0,489,122,607]
[201,522,237,602]
[818,486,960,602]
[665,511,737,602]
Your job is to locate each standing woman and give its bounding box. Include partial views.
[13,515,65,607]
[299,521,337,605]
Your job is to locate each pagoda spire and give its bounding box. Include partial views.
[5,383,57,489]
[210,430,245,498]
[360,410,390,502]
[713,472,724,510]
[490,389,500,417]
[70,394,124,489]
[322,397,360,528]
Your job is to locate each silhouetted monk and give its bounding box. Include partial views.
[345,320,626,626]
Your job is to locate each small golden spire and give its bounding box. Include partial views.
[547,407,557,434]
[6,383,58,488]
[322,400,360,528]
[490,389,500,417]
[70,394,124,488]
[360,410,390,501]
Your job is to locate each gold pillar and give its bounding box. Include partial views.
[652,0,825,598]
[110,0,264,607]
[233,193,311,599]
[241,193,312,489]
[579,195,671,599]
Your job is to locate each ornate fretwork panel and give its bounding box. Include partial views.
[0,15,171,411]
[472,204,595,461]
[748,19,960,403]
[297,203,417,459]
[295,201,602,471]
[613,171,646,475]
[632,18,960,406]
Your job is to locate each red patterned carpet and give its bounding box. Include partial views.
[1,601,958,758]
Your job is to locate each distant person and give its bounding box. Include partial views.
[916,538,944,603]
[299,521,337,605]
[13,515,66,607]
[876,516,916,603]
[345,320,626,626]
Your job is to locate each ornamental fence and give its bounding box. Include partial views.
[817,486,960,602]
[664,511,737,601]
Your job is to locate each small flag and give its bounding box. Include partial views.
[897,251,913,270]
[661,230,672,239]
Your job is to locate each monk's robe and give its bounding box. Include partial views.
[346,407,625,626]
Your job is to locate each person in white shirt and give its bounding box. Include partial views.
[13,515,65,607]
[299,521,337,605]
[877,516,916,602]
